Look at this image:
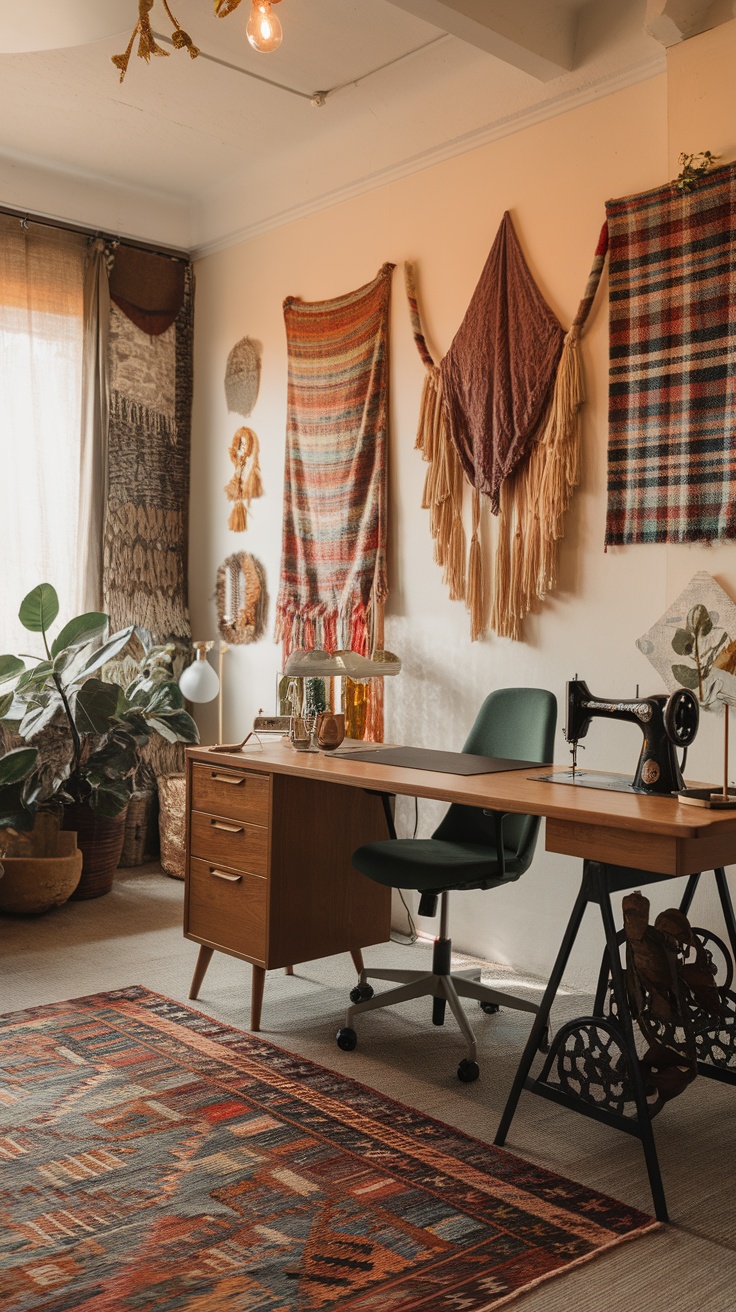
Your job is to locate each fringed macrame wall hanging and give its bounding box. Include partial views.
[276,263,394,741]
[407,213,606,641]
[217,552,267,645]
[225,427,263,531]
[102,244,194,771]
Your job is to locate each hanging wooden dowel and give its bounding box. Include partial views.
[723,706,730,800]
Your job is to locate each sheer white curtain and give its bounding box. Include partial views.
[0,217,86,653]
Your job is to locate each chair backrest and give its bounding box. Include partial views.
[432,687,557,876]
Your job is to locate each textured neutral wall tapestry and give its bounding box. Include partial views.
[103,245,194,650]
[276,263,394,739]
[217,551,267,644]
[407,213,606,641]
[606,161,736,546]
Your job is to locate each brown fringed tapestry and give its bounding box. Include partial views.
[102,246,194,650]
[407,215,606,641]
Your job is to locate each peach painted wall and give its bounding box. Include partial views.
[190,25,736,986]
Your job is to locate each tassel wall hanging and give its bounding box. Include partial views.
[225,426,263,531]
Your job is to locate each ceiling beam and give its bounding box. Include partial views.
[384,0,577,81]
[644,0,724,46]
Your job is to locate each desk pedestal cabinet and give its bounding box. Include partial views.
[184,754,391,1029]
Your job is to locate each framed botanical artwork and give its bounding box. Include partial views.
[637,571,736,713]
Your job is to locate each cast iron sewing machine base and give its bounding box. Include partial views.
[494,861,736,1222]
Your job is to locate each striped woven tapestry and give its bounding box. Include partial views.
[606,163,736,545]
[275,264,394,656]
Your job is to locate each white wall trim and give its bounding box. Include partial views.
[192,52,665,259]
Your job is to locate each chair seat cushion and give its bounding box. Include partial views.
[352,838,522,892]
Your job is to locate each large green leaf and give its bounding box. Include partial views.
[19,583,59,634]
[671,628,694,657]
[0,656,24,689]
[74,626,136,679]
[51,612,108,659]
[74,679,122,736]
[0,693,13,719]
[0,746,38,787]
[89,780,131,817]
[146,710,199,745]
[19,692,64,738]
[16,661,53,692]
[85,736,138,787]
[671,663,700,691]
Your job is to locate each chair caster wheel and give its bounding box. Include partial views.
[336,1027,357,1051]
[457,1059,480,1083]
[538,1026,550,1054]
[432,998,446,1026]
[479,1001,500,1015]
[349,984,374,1004]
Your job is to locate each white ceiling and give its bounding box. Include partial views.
[0,0,665,253]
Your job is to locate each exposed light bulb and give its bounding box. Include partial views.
[246,0,283,54]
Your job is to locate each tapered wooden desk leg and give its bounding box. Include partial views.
[251,966,266,1031]
[189,946,214,1000]
[350,948,365,975]
[285,965,294,976]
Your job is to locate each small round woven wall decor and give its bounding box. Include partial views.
[217,551,267,645]
[225,336,261,417]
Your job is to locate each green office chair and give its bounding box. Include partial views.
[336,688,557,1082]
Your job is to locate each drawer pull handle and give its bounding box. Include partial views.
[211,772,244,785]
[211,868,242,883]
[211,819,244,833]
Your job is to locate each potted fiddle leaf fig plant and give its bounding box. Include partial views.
[0,583,199,899]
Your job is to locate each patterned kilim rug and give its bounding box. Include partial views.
[0,988,656,1311]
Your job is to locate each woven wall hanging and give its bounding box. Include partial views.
[225,426,263,531]
[217,551,267,644]
[407,214,606,642]
[225,336,261,417]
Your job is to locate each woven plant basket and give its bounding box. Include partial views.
[158,774,186,880]
[62,803,128,900]
[119,789,160,867]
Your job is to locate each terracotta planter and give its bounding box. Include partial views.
[62,803,128,900]
[0,814,82,915]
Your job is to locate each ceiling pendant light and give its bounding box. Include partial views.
[246,0,283,54]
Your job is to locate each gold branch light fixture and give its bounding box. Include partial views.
[114,0,285,82]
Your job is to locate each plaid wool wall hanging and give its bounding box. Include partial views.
[606,161,736,545]
[275,264,394,735]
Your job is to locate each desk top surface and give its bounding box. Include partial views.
[188,743,736,841]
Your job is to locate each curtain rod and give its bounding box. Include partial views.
[0,202,190,262]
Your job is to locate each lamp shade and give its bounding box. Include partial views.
[284,648,401,682]
[179,651,220,704]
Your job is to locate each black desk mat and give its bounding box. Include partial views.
[337,746,544,775]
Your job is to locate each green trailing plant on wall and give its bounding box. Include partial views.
[0,584,198,832]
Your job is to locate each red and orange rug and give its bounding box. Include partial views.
[0,987,656,1310]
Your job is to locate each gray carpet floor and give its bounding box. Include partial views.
[2,865,735,1310]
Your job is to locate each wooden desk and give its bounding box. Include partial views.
[185,742,736,1220]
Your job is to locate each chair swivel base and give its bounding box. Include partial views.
[335,937,541,1082]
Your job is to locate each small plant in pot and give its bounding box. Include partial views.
[0,584,199,899]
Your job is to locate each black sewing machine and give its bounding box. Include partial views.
[537,679,700,796]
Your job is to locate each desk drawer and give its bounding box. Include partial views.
[188,856,266,959]
[191,764,270,826]
[190,810,269,876]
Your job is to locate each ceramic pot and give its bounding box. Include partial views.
[0,815,82,915]
[62,803,128,900]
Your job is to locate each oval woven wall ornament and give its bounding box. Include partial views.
[225,336,261,417]
[217,552,267,645]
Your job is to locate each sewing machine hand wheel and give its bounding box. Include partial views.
[664,688,699,747]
